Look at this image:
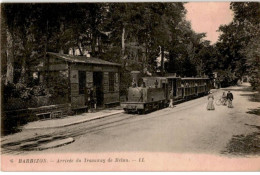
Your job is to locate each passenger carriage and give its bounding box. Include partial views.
[180,77,210,99]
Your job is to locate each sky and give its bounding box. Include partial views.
[185,2,234,44]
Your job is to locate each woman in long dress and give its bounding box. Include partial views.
[222,92,227,105]
[207,92,215,110]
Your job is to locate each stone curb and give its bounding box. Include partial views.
[23,110,124,130]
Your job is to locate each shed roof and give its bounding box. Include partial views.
[47,52,121,66]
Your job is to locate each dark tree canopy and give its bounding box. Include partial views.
[2,2,259,91]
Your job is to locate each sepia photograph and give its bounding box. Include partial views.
[1,1,260,171]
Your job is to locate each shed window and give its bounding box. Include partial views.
[109,72,115,92]
[79,71,86,94]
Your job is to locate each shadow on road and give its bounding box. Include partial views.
[241,90,260,116]
[224,84,252,91]
[240,93,260,103]
[247,107,260,116]
[221,124,260,156]
[221,85,260,157]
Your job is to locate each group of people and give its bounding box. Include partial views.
[207,91,234,110]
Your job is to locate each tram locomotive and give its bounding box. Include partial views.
[121,72,211,114]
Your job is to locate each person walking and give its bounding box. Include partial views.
[169,90,174,108]
[222,92,227,105]
[207,91,215,110]
[226,91,234,108]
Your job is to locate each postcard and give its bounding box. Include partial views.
[1,1,260,171]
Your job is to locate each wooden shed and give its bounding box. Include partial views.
[42,52,121,111]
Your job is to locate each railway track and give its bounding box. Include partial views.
[1,96,208,154]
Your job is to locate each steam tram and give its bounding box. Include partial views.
[121,72,211,114]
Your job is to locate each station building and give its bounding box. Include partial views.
[33,52,121,116]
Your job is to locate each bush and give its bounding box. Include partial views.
[250,75,260,91]
[3,82,51,110]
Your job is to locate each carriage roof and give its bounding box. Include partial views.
[166,76,181,79]
[142,76,168,80]
[181,77,209,80]
[142,76,209,80]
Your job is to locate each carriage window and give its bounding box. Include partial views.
[32,72,40,85]
[109,72,115,92]
[79,71,86,94]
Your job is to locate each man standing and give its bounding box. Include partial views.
[226,91,234,108]
[169,90,174,108]
[132,78,137,87]
[89,87,97,112]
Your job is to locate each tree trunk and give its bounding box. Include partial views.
[2,9,14,84]
[43,35,48,84]
[4,27,14,84]
[161,46,165,75]
[20,44,27,84]
[77,40,83,56]
[44,20,49,85]
[72,47,75,55]
[91,33,96,57]
[97,36,102,54]
[122,27,125,56]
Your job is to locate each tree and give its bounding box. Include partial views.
[216,2,260,89]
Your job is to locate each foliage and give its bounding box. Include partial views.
[3,82,51,110]
[242,34,260,91]
[2,3,214,79]
[216,69,237,87]
[216,2,260,89]
[47,71,69,104]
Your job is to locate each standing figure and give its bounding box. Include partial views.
[226,91,234,108]
[89,87,97,112]
[169,90,174,108]
[142,81,146,88]
[88,88,94,112]
[93,86,97,110]
[207,92,215,110]
[155,80,158,88]
[132,78,137,87]
[222,92,227,105]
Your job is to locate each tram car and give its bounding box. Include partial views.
[121,77,169,114]
[121,71,211,114]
